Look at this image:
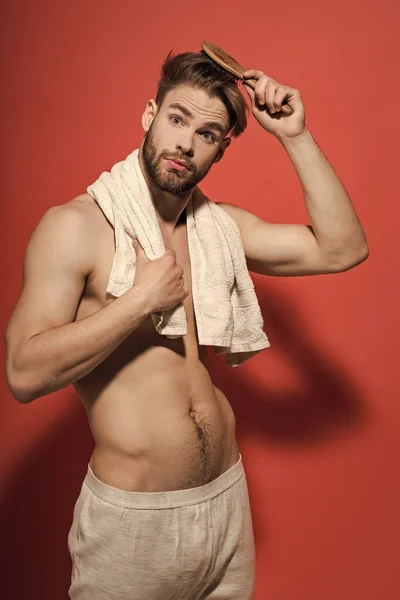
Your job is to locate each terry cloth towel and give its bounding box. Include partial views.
[86,148,270,366]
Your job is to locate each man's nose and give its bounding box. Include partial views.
[176,135,194,156]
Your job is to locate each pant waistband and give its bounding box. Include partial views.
[84,453,244,509]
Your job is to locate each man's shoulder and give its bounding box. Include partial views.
[58,192,98,217]
[37,194,104,263]
[49,193,103,233]
[215,202,248,231]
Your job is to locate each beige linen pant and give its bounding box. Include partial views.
[67,453,256,599]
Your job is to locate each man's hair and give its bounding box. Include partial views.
[155,51,249,138]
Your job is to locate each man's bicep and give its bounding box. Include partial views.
[242,220,333,276]
[6,204,95,355]
[217,201,338,276]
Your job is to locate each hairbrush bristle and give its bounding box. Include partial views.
[200,49,240,81]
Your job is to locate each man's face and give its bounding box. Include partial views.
[142,84,231,195]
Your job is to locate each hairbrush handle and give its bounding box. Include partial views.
[242,77,294,115]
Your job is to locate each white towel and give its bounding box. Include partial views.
[86,148,270,366]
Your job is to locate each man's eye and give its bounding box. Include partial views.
[170,115,182,125]
[201,132,214,141]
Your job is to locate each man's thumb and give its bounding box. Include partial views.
[243,81,255,103]
[133,237,149,260]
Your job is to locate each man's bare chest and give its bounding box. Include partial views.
[78,208,194,326]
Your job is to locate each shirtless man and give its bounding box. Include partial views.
[5,50,369,599]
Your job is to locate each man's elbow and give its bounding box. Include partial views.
[333,245,370,272]
[7,382,35,404]
[6,365,40,404]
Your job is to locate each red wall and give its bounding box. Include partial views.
[1,1,399,598]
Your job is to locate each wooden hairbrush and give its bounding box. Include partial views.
[200,41,294,116]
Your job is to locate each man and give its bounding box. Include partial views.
[5,50,368,599]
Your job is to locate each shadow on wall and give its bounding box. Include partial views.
[1,406,94,600]
[0,283,368,599]
[210,281,368,445]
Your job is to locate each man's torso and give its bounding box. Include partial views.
[71,193,239,492]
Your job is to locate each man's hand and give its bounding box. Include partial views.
[132,239,189,312]
[242,69,306,140]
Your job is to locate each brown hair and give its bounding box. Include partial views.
[155,51,248,138]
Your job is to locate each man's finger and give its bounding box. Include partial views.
[243,69,264,79]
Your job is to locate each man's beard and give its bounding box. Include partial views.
[142,124,214,196]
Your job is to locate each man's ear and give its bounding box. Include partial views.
[214,137,232,163]
[142,99,158,132]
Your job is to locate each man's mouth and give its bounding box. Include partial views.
[165,157,190,171]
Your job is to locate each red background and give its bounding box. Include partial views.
[1,1,399,598]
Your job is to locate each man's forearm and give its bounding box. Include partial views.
[8,288,151,403]
[278,128,369,259]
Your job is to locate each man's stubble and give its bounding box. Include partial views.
[142,120,215,196]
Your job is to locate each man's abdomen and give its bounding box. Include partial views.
[74,346,238,492]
